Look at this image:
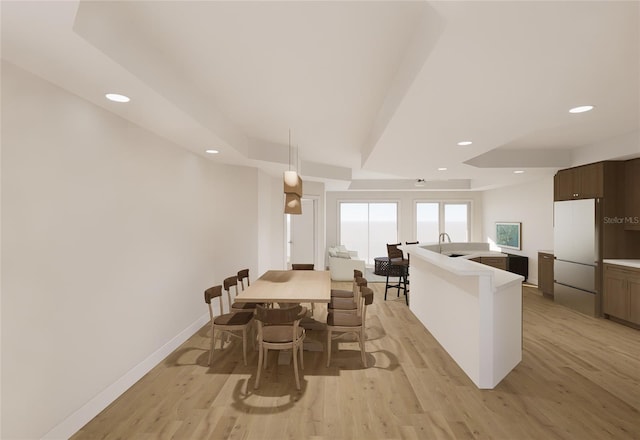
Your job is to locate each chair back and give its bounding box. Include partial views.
[353,269,363,278]
[223,275,239,306]
[404,241,418,263]
[387,243,404,260]
[255,304,305,325]
[204,285,225,319]
[291,264,314,270]
[237,269,250,290]
[360,286,374,324]
[352,277,368,316]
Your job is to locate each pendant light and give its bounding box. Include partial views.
[284,130,303,214]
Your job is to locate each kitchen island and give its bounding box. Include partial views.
[401,243,524,389]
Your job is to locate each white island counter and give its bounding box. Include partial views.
[401,243,524,389]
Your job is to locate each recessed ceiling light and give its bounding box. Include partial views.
[105,93,130,103]
[438,167,447,171]
[514,170,525,174]
[457,141,473,146]
[205,149,219,154]
[569,105,594,114]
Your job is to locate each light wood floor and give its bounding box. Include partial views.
[72,284,640,440]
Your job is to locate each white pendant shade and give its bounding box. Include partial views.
[283,171,303,196]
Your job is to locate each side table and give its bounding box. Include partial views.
[374,257,390,275]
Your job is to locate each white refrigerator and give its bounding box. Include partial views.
[553,199,598,316]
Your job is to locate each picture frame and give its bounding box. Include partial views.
[495,222,521,250]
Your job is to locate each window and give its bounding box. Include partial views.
[416,202,439,243]
[339,202,398,264]
[444,203,469,242]
[416,201,470,243]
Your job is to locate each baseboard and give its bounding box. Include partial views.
[42,312,210,440]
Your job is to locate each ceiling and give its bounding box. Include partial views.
[2,1,639,191]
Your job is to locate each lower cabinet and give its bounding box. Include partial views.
[603,263,640,326]
[480,256,507,271]
[538,252,554,298]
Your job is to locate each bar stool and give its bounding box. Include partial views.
[385,243,408,305]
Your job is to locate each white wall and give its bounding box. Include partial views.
[1,62,261,439]
[325,190,483,266]
[303,180,326,270]
[481,176,554,285]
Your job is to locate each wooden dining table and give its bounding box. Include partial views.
[234,269,331,354]
[233,269,331,304]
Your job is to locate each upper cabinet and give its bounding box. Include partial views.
[625,159,640,231]
[554,162,604,201]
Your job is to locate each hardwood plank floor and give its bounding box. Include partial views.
[72,284,640,440]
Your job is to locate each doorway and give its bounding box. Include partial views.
[286,198,317,268]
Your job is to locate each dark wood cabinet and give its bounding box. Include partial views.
[506,254,528,281]
[603,263,640,326]
[538,252,554,298]
[624,159,640,231]
[554,162,604,201]
[480,256,507,271]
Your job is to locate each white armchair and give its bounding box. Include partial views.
[327,245,366,281]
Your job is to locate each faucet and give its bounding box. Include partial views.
[438,232,451,254]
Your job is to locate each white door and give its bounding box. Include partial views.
[288,198,316,268]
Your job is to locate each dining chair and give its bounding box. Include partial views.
[326,286,374,368]
[224,275,260,313]
[291,263,314,270]
[331,269,363,298]
[328,277,367,312]
[291,263,316,313]
[237,269,250,291]
[204,285,254,366]
[254,304,307,390]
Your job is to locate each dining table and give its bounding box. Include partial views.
[234,269,331,354]
[233,269,331,305]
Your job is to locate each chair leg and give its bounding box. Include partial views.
[263,348,268,369]
[405,278,409,306]
[359,327,367,368]
[293,342,301,390]
[384,272,390,300]
[255,344,263,389]
[208,327,215,366]
[299,342,305,370]
[326,328,332,367]
[242,328,248,366]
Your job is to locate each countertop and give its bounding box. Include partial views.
[538,250,554,255]
[400,244,523,290]
[443,250,507,259]
[603,259,640,269]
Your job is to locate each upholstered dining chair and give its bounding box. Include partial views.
[291,263,314,270]
[326,286,374,368]
[204,285,254,366]
[290,264,316,312]
[328,277,367,312]
[254,304,307,390]
[331,269,363,298]
[224,275,260,313]
[237,269,250,291]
